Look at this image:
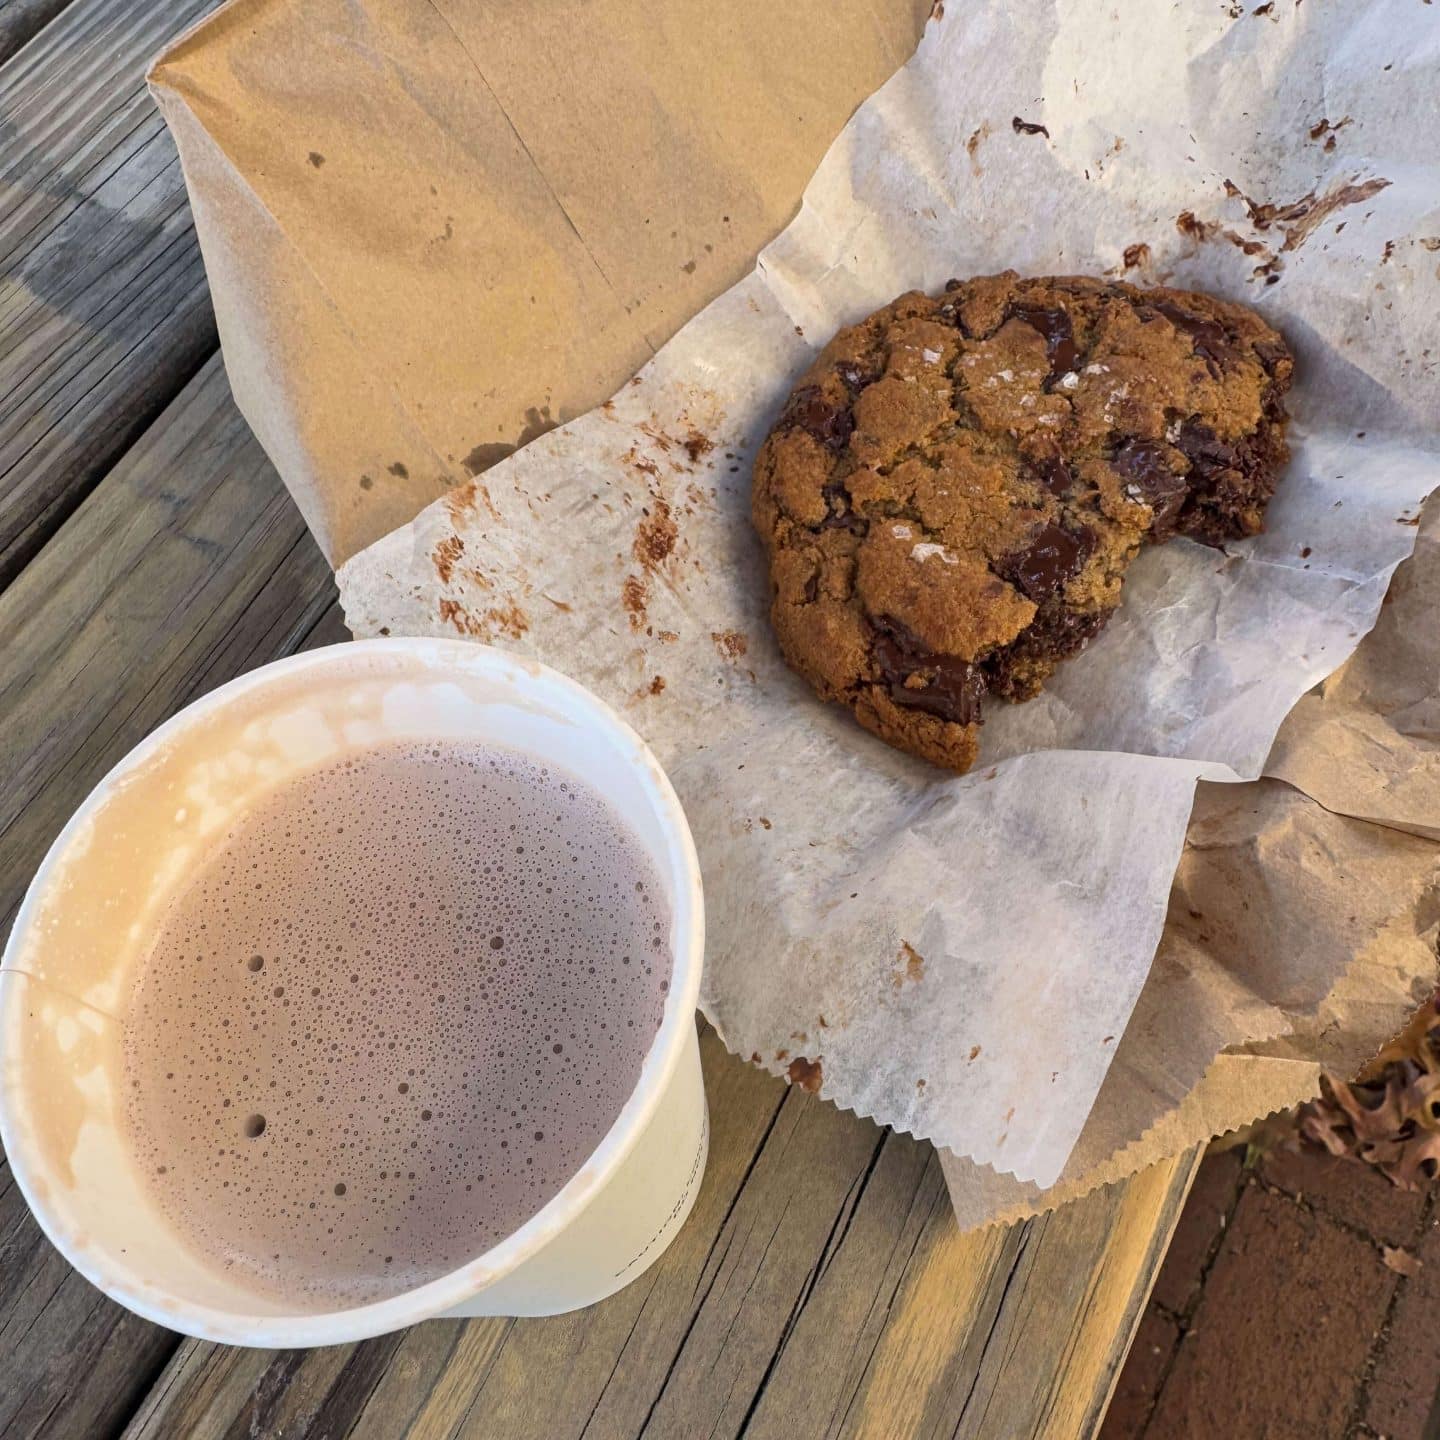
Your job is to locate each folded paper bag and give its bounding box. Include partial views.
[147,0,930,563]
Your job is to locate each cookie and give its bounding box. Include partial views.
[751,272,1293,772]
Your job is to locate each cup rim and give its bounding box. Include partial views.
[0,637,705,1346]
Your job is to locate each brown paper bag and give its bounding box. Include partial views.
[941,501,1440,1228]
[150,0,929,561]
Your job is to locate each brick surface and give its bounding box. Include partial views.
[1099,1307,1180,1439]
[1149,1147,1244,1315]
[1363,1212,1440,1440]
[1145,1185,1397,1440]
[1262,1144,1427,1247]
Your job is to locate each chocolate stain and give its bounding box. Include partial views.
[633,499,678,569]
[1122,242,1151,269]
[648,675,666,695]
[1176,210,1220,242]
[358,475,374,490]
[621,574,649,629]
[388,460,409,479]
[1308,115,1352,143]
[893,941,925,991]
[1012,116,1050,139]
[786,1056,824,1093]
[683,430,714,464]
[1225,176,1391,252]
[432,534,465,585]
[711,629,748,660]
[307,152,325,168]
[965,121,992,175]
[623,446,660,477]
[438,597,529,641]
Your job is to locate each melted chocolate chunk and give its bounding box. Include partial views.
[784,386,854,451]
[1253,336,1290,371]
[819,476,863,531]
[999,522,1094,601]
[1149,299,1237,375]
[1011,304,1078,387]
[871,617,985,726]
[1112,439,1189,537]
[986,603,1111,699]
[835,361,877,393]
[1031,452,1074,497]
[1173,421,1239,493]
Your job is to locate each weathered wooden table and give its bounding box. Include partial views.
[0,3,1201,1435]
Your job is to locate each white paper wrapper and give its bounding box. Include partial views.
[340,0,1440,1185]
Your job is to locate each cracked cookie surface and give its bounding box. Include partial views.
[751,272,1293,771]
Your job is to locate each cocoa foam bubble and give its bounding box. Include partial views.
[120,740,671,1309]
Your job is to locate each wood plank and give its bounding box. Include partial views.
[0,1156,174,1440]
[0,356,1195,1440]
[0,353,338,927]
[0,0,75,68]
[0,352,339,1439]
[0,349,1196,1440]
[0,0,220,590]
[122,1035,1197,1440]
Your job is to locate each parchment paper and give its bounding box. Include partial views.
[337,1,1440,1186]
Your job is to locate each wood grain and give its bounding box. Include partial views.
[0,1155,174,1440]
[0,354,339,1439]
[0,350,1196,1440]
[0,11,1198,1427]
[0,0,74,67]
[0,355,337,928]
[0,0,219,590]
[121,1025,1198,1440]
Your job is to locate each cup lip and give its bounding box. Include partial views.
[0,637,705,1346]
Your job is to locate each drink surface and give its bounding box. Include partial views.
[121,740,671,1309]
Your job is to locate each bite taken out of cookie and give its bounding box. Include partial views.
[751,272,1294,772]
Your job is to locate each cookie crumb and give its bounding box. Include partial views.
[711,629,748,659]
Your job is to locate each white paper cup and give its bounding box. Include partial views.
[0,639,707,1346]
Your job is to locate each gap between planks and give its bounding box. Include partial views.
[0,352,337,1439]
[0,0,223,592]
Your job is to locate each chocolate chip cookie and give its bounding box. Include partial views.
[751,272,1293,771]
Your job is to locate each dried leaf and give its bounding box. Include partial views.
[1294,991,1440,1193]
[1381,1244,1423,1277]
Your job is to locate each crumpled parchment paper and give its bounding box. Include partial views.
[339,0,1440,1186]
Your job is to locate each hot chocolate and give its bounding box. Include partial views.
[121,740,671,1309]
